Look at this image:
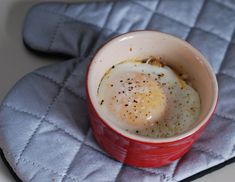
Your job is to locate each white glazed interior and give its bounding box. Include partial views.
[87,31,218,143]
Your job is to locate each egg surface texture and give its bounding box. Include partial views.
[97,58,200,138]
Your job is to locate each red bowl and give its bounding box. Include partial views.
[86,31,218,167]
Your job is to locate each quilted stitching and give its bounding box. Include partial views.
[1,104,119,182]
[216,74,235,119]
[187,28,229,73]
[66,2,113,28]
[147,13,191,39]
[48,16,65,51]
[157,0,205,26]
[214,0,235,11]
[195,0,235,41]
[112,1,156,32]
[1,0,235,181]
[15,61,77,166]
[130,0,160,11]
[19,157,80,182]
[2,104,84,143]
[220,42,235,76]
[60,134,85,182]
[2,103,103,155]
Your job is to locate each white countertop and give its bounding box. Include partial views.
[0,0,234,181]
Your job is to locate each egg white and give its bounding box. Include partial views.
[98,60,200,138]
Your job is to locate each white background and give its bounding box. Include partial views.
[0,0,234,181]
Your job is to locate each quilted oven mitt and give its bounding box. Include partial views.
[1,1,235,182]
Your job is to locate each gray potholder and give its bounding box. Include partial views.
[1,1,235,182]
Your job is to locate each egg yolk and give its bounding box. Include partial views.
[107,72,167,130]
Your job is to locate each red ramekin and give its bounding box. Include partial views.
[86,31,218,167]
